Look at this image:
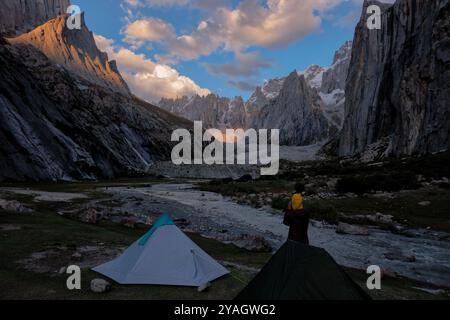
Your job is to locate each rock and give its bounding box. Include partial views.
[231,234,272,252]
[380,268,398,280]
[336,222,369,236]
[71,252,82,260]
[197,282,211,293]
[320,40,353,93]
[159,95,246,129]
[0,224,22,231]
[0,20,189,182]
[385,252,416,263]
[418,201,431,207]
[80,208,104,224]
[9,14,130,95]
[90,279,111,293]
[372,213,395,225]
[252,71,332,146]
[59,207,104,224]
[174,218,190,227]
[120,217,137,229]
[337,0,450,157]
[0,0,70,35]
[413,287,448,296]
[158,41,351,145]
[145,216,156,226]
[0,199,32,213]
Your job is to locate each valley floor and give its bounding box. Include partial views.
[0,175,449,300]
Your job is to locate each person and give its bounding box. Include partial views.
[283,182,310,245]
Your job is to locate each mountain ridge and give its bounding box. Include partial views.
[8,14,131,96]
[158,41,353,146]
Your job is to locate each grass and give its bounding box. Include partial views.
[1,169,450,300]
[1,209,447,300]
[317,189,450,232]
[0,206,271,300]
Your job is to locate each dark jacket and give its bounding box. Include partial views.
[283,209,310,245]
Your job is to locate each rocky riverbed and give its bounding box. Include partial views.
[97,183,450,288]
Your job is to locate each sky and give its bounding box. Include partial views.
[71,0,374,103]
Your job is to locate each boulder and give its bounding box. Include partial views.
[59,207,104,224]
[385,252,416,263]
[380,268,398,280]
[0,199,32,213]
[79,208,104,224]
[336,222,369,236]
[231,234,272,252]
[90,279,111,293]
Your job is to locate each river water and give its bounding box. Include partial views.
[108,183,450,288]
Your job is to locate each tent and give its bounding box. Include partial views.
[236,241,371,300]
[92,214,229,286]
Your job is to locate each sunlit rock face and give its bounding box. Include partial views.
[8,14,130,95]
[0,0,70,35]
[0,0,190,182]
[0,38,190,182]
[338,0,450,157]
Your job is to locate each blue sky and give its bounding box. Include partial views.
[71,0,365,102]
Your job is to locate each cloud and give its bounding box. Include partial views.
[124,18,176,48]
[204,51,272,77]
[125,0,141,6]
[227,80,257,92]
[95,34,210,103]
[123,0,325,61]
[124,0,228,8]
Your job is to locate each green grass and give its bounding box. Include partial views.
[1,209,447,300]
[0,208,271,300]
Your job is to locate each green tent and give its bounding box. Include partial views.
[236,241,371,300]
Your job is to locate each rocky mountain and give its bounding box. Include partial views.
[0,38,190,182]
[252,71,332,145]
[0,0,70,35]
[337,0,450,157]
[244,77,286,127]
[301,64,326,89]
[159,94,246,129]
[8,14,130,95]
[0,2,190,181]
[158,41,352,145]
[321,40,353,94]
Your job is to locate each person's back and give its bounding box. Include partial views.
[283,183,310,245]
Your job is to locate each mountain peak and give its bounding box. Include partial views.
[8,14,130,95]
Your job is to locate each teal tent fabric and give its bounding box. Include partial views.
[236,241,372,300]
[138,213,174,246]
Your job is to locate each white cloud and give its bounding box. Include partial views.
[124,0,325,61]
[95,34,210,103]
[124,18,176,48]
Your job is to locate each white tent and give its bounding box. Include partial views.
[92,214,229,286]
